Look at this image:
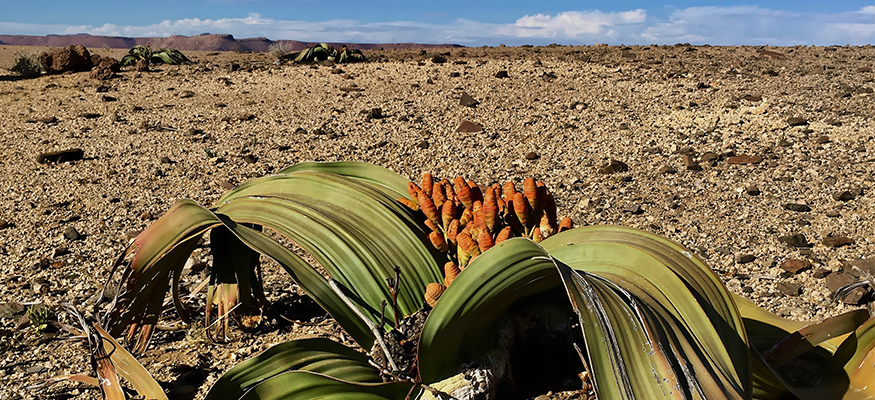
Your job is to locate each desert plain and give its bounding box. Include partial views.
[1,43,875,399]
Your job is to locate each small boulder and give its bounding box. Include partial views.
[39,45,93,74]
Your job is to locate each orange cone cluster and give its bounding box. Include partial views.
[401,174,574,307]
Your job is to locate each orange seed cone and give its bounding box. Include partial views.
[441,200,456,229]
[478,230,495,253]
[454,177,473,209]
[559,217,573,233]
[495,226,513,244]
[424,282,446,307]
[444,261,461,286]
[421,173,434,197]
[483,187,498,232]
[429,231,448,253]
[418,190,441,228]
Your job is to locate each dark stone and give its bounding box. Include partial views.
[243,154,257,164]
[179,90,195,98]
[741,94,762,101]
[460,92,479,107]
[776,282,802,296]
[63,226,82,241]
[726,155,763,165]
[746,185,760,195]
[658,165,677,174]
[815,135,831,144]
[0,220,7,229]
[495,70,509,78]
[139,211,153,220]
[826,210,841,218]
[778,233,809,248]
[597,160,629,174]
[833,191,854,201]
[812,268,831,279]
[101,95,117,102]
[416,139,429,150]
[367,108,383,120]
[782,203,811,212]
[431,55,447,64]
[160,156,173,164]
[37,149,84,164]
[787,117,808,126]
[449,72,461,77]
[623,204,643,214]
[683,155,702,171]
[823,236,853,248]
[456,120,482,133]
[780,259,811,274]
[737,254,756,264]
[525,151,539,160]
[700,152,719,163]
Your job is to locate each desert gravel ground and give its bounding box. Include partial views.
[1,44,874,399]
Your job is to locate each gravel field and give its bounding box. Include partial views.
[1,43,874,399]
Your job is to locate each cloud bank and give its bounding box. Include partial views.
[1,6,874,46]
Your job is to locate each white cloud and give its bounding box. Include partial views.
[502,9,646,38]
[1,6,874,46]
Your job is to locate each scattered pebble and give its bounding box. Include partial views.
[37,148,85,164]
[780,259,811,274]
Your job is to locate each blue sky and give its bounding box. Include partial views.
[1,1,874,46]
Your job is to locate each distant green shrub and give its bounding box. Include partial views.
[11,53,43,78]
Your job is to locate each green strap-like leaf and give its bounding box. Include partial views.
[215,172,441,329]
[215,217,374,348]
[275,161,410,199]
[205,338,386,400]
[417,238,561,384]
[543,226,751,399]
[237,371,416,400]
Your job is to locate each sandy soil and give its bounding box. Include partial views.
[1,43,874,399]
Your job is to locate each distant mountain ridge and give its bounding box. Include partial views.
[0,33,463,52]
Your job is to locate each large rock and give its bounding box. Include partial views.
[39,45,93,74]
[89,55,121,80]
